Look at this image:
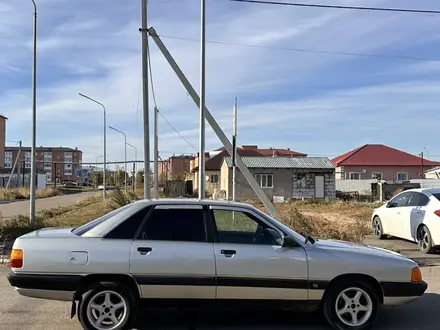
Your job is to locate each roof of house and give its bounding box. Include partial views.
[223,156,335,169]
[0,114,8,120]
[331,144,440,167]
[215,145,307,157]
[191,148,265,172]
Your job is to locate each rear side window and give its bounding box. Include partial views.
[105,206,151,239]
[139,208,206,242]
[408,192,430,207]
[433,193,440,202]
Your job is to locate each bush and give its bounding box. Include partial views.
[0,187,61,201]
[109,188,139,210]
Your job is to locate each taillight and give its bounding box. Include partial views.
[435,210,440,217]
[10,249,23,268]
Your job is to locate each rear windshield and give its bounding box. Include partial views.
[72,203,134,236]
[433,193,440,202]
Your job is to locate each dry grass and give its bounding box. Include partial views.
[0,187,61,201]
[251,200,379,243]
[0,194,379,244]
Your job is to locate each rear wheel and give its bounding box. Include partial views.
[417,225,434,254]
[78,282,137,330]
[372,217,386,239]
[322,280,380,330]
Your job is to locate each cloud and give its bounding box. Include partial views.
[2,0,440,168]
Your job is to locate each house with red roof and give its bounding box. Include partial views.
[332,144,440,181]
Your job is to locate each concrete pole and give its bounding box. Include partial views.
[29,0,37,226]
[232,97,237,201]
[153,106,159,198]
[198,0,206,200]
[140,0,150,199]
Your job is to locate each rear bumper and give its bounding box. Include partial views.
[7,271,81,301]
[381,281,428,306]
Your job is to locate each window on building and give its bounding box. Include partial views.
[255,174,273,188]
[210,174,219,184]
[372,172,383,180]
[294,173,307,188]
[349,172,361,180]
[5,163,12,168]
[397,172,409,181]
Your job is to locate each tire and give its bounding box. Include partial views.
[417,225,434,254]
[372,217,387,239]
[322,280,380,330]
[78,282,137,330]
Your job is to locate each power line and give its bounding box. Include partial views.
[146,42,198,151]
[228,0,440,14]
[158,34,440,62]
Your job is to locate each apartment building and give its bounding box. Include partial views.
[4,146,83,183]
[0,115,7,168]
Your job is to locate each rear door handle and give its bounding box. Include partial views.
[221,249,236,256]
[138,247,152,255]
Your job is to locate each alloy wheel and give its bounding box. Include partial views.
[86,290,128,330]
[334,287,373,327]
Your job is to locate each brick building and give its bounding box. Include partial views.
[0,115,7,168]
[4,146,83,183]
[158,155,194,183]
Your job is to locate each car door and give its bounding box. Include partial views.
[405,192,430,242]
[384,191,413,238]
[130,204,216,299]
[209,205,308,300]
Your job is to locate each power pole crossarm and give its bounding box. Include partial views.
[148,28,280,219]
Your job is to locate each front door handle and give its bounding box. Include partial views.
[221,249,236,256]
[138,247,152,255]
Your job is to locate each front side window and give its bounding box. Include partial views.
[212,209,282,246]
[389,192,413,208]
[140,208,207,242]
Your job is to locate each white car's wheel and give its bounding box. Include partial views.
[417,225,434,254]
[79,282,137,330]
[322,280,380,330]
[372,217,387,240]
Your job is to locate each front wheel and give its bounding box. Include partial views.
[78,282,137,330]
[322,280,380,330]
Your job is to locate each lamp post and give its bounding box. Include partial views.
[109,126,127,193]
[126,142,137,190]
[29,0,37,226]
[78,93,107,199]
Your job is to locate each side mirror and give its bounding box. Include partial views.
[282,235,298,248]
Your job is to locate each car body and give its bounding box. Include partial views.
[8,199,427,330]
[372,188,440,253]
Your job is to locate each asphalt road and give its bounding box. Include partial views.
[1,265,440,330]
[0,191,99,220]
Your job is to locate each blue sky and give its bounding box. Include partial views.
[2,0,440,168]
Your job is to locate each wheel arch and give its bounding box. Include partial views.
[74,274,141,301]
[323,273,384,304]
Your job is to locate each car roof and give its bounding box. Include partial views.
[401,188,440,194]
[133,198,258,209]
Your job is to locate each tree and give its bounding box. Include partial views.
[136,169,144,186]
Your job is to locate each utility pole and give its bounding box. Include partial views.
[126,142,137,190]
[421,152,424,179]
[7,141,22,189]
[232,97,237,201]
[29,0,37,226]
[153,106,159,198]
[109,125,127,193]
[198,0,206,200]
[140,0,150,199]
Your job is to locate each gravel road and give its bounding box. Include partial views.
[1,265,440,330]
[0,191,99,220]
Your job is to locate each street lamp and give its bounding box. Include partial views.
[126,142,137,190]
[78,93,107,200]
[109,125,127,194]
[29,0,37,226]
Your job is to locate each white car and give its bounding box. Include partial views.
[372,188,440,253]
[8,199,427,330]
